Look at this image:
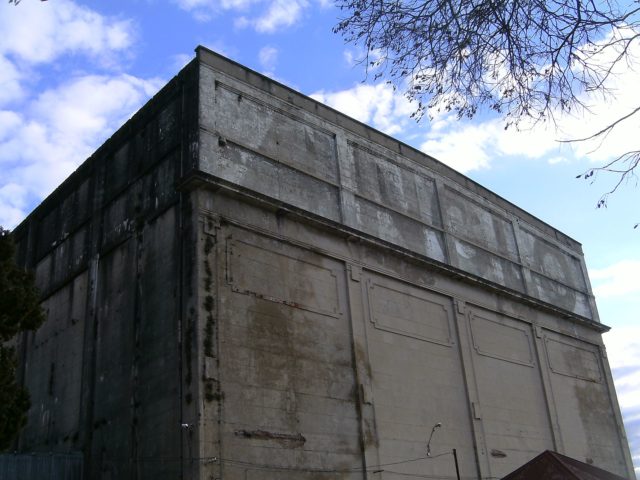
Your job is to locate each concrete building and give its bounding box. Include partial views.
[10,47,634,479]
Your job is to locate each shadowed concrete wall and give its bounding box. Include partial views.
[12,60,199,479]
[10,47,634,480]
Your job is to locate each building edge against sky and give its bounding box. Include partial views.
[7,46,635,479]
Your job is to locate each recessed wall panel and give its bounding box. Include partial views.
[228,238,340,318]
[467,308,554,478]
[368,281,452,346]
[352,197,446,262]
[351,142,442,227]
[213,82,339,184]
[201,131,341,222]
[362,271,477,480]
[220,230,362,478]
[450,238,525,291]
[442,186,519,261]
[21,274,87,450]
[519,228,587,292]
[546,338,601,383]
[529,272,592,319]
[544,331,628,476]
[470,311,534,366]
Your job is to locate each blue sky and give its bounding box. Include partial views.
[1,0,638,475]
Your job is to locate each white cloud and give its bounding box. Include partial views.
[258,46,278,72]
[0,110,22,133]
[412,65,640,173]
[604,327,640,477]
[560,28,640,159]
[176,0,216,8]
[547,155,569,165]
[343,50,357,67]
[308,52,640,175]
[419,123,494,173]
[174,0,309,32]
[0,74,162,228]
[590,260,640,299]
[606,328,640,407]
[0,0,134,66]
[424,29,640,172]
[329,28,638,176]
[341,47,386,72]
[0,1,160,229]
[0,0,137,108]
[0,183,29,229]
[304,36,640,176]
[254,0,307,32]
[309,82,559,173]
[311,83,414,136]
[417,116,575,172]
[221,0,260,9]
[0,56,24,105]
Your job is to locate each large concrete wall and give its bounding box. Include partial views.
[12,60,200,479]
[196,47,597,323]
[9,46,634,480]
[188,191,633,479]
[188,47,633,479]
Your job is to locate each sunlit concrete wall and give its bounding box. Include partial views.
[11,47,634,480]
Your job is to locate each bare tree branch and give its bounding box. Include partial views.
[563,105,640,143]
[334,0,640,222]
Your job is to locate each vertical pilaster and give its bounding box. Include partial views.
[530,325,564,453]
[432,178,452,264]
[179,196,209,480]
[192,210,223,480]
[345,264,382,479]
[452,300,490,480]
[335,134,359,228]
[79,254,100,476]
[511,219,533,296]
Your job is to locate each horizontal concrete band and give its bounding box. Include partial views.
[196,48,597,322]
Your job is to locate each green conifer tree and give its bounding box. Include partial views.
[0,227,44,451]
